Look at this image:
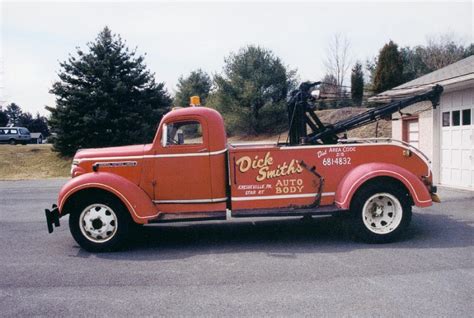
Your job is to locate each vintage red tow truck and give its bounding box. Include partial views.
[45,82,443,252]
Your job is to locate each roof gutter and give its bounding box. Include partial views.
[369,73,474,103]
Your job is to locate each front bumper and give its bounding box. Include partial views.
[45,205,60,233]
[429,185,440,203]
[431,193,441,203]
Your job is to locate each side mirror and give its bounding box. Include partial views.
[177,131,184,145]
[311,89,321,99]
[161,124,168,147]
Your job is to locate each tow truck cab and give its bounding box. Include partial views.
[66,106,229,222]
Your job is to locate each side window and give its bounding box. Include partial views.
[0,129,4,135]
[462,109,471,125]
[442,112,450,127]
[165,121,203,146]
[10,129,18,134]
[452,110,460,126]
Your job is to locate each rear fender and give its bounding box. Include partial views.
[58,172,159,224]
[335,163,432,209]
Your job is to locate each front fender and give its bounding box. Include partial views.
[58,172,159,224]
[335,163,432,210]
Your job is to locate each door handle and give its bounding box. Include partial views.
[198,148,209,153]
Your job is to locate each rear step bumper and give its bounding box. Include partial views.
[45,205,60,233]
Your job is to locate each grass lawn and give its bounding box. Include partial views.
[0,144,71,180]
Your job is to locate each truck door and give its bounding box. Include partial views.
[153,118,213,203]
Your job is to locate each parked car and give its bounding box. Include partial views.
[0,127,31,145]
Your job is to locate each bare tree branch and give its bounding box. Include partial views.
[324,34,352,95]
[422,33,467,70]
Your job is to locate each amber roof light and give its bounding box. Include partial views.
[190,96,201,106]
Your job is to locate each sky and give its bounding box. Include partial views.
[0,0,472,116]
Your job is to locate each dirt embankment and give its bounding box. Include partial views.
[316,107,392,139]
[229,107,392,143]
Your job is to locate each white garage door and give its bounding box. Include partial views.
[440,90,474,190]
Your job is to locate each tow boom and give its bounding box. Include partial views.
[287,82,443,145]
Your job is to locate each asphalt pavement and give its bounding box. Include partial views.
[0,179,473,317]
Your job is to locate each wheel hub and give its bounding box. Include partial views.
[372,205,384,217]
[79,204,118,243]
[91,218,103,230]
[362,193,403,235]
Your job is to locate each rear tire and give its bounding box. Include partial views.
[69,194,131,252]
[350,182,412,243]
[9,139,16,145]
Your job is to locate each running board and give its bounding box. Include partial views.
[149,211,226,223]
[231,205,346,218]
[148,205,347,224]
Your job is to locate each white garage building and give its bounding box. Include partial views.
[371,56,474,190]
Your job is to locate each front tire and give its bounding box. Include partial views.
[350,182,412,243]
[69,195,131,252]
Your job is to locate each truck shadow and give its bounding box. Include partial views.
[92,211,474,261]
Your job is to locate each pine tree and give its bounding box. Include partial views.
[0,107,8,126]
[19,112,50,137]
[350,62,364,105]
[47,27,172,156]
[4,103,22,126]
[211,45,297,135]
[373,41,404,93]
[400,46,430,82]
[174,69,212,107]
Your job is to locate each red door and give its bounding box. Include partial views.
[153,118,213,203]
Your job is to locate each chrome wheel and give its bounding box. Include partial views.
[79,204,118,243]
[362,193,403,235]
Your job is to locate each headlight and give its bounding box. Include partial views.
[70,159,80,176]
